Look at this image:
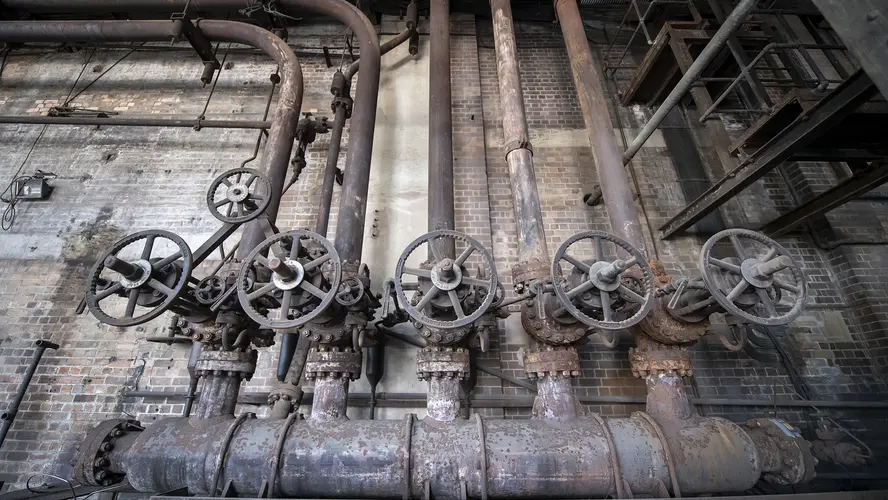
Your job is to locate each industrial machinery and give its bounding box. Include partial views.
[0,0,846,497]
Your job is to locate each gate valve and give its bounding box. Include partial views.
[551,230,656,330]
[237,230,341,330]
[86,230,193,327]
[699,229,807,326]
[393,230,498,330]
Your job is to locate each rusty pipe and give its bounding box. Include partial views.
[554,0,645,251]
[428,0,456,259]
[490,0,549,270]
[317,10,416,237]
[96,411,797,497]
[0,16,304,274]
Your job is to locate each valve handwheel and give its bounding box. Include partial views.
[195,275,227,305]
[335,276,364,306]
[699,229,806,326]
[86,230,193,327]
[206,167,271,224]
[552,231,656,330]
[394,230,498,330]
[237,230,341,329]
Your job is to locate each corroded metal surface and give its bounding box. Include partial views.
[629,343,692,378]
[194,349,258,378]
[523,346,581,377]
[416,347,470,380]
[521,296,588,345]
[107,410,793,498]
[746,418,818,485]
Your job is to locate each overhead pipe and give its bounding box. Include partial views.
[0,18,304,422]
[0,116,271,129]
[0,19,304,256]
[20,0,381,263]
[316,3,417,237]
[621,0,758,163]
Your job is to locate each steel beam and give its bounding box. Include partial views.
[660,69,878,238]
[762,161,888,236]
[812,0,888,100]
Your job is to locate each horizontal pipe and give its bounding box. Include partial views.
[114,413,763,497]
[118,390,888,409]
[0,115,271,129]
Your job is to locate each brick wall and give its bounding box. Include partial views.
[0,12,887,492]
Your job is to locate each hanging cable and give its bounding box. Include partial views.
[198,42,233,121]
[62,45,97,107]
[64,43,145,106]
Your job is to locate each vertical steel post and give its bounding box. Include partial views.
[554,0,645,251]
[429,0,456,259]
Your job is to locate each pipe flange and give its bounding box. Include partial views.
[523,346,581,379]
[416,346,470,380]
[629,344,692,378]
[300,318,353,344]
[73,419,143,487]
[745,418,817,486]
[268,382,303,406]
[304,346,362,381]
[521,297,588,345]
[638,296,710,345]
[418,324,472,345]
[194,349,258,380]
[511,258,549,288]
[639,262,710,344]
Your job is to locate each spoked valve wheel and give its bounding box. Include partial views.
[552,230,655,330]
[206,167,271,224]
[86,230,193,327]
[237,230,341,329]
[394,230,498,330]
[699,229,806,326]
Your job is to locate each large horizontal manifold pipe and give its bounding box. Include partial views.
[0,18,304,260]
[109,414,766,499]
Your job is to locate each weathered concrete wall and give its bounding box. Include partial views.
[0,13,886,492]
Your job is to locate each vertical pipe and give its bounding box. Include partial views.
[620,0,758,164]
[429,0,456,259]
[315,105,347,237]
[491,0,581,422]
[490,0,549,266]
[326,2,382,264]
[427,377,461,421]
[554,0,645,250]
[310,377,349,420]
[194,374,242,419]
[183,341,202,417]
[0,340,58,448]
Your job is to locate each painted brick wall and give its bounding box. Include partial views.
[0,12,886,492]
